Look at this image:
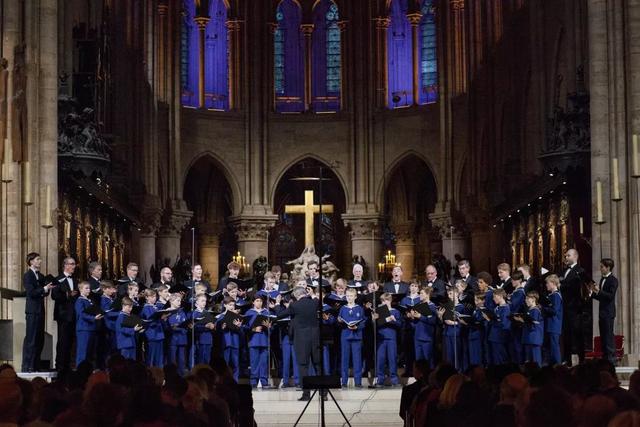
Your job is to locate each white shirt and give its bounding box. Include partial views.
[64,274,74,291]
[564,263,577,278]
[394,283,400,293]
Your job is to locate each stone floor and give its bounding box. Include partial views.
[252,387,404,427]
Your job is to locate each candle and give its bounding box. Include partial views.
[43,185,52,227]
[23,161,32,205]
[633,135,640,178]
[595,180,604,223]
[612,158,621,200]
[579,217,584,235]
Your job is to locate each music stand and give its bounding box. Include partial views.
[294,375,351,427]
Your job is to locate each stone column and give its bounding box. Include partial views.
[156,207,192,264]
[199,222,224,285]
[373,17,390,108]
[301,24,314,111]
[137,208,162,283]
[194,15,210,109]
[226,19,242,110]
[407,12,422,105]
[394,222,416,281]
[230,215,277,272]
[430,212,469,273]
[337,20,348,111]
[469,221,491,273]
[343,215,384,280]
[157,2,169,101]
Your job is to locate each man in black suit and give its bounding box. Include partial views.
[277,287,323,401]
[117,262,144,297]
[456,259,479,292]
[152,266,174,289]
[305,260,331,291]
[270,265,290,292]
[424,264,447,305]
[87,261,103,304]
[518,264,538,293]
[560,248,587,364]
[51,257,78,371]
[383,265,409,295]
[591,258,619,364]
[21,252,55,372]
[496,263,514,294]
[347,263,369,292]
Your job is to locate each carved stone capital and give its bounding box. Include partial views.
[450,0,465,11]
[158,207,193,238]
[393,222,416,244]
[407,12,423,25]
[429,211,468,240]
[226,20,243,31]
[300,23,314,36]
[194,16,210,29]
[374,17,391,30]
[157,3,168,16]
[140,207,163,237]
[229,215,277,242]
[337,20,349,32]
[342,214,384,240]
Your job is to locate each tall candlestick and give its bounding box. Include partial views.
[43,185,53,227]
[595,180,604,224]
[579,217,584,235]
[612,158,622,200]
[633,134,640,178]
[23,161,32,205]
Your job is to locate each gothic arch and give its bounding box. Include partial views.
[270,153,350,210]
[375,149,438,211]
[183,152,243,216]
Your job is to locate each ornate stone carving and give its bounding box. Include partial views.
[373,17,391,30]
[58,96,111,177]
[407,12,423,26]
[429,211,468,240]
[540,66,590,173]
[393,222,416,244]
[140,207,163,236]
[343,216,383,240]
[232,220,273,241]
[158,208,193,237]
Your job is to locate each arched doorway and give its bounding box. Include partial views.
[271,158,348,279]
[384,154,437,281]
[183,156,235,285]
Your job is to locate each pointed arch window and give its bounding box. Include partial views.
[387,0,413,108]
[180,0,230,110]
[419,0,437,104]
[311,0,341,112]
[274,0,304,113]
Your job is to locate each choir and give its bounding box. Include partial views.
[21,254,614,384]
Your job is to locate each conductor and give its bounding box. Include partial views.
[277,287,323,401]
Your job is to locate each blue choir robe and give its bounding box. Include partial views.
[75,297,98,332]
[244,308,272,347]
[116,312,136,350]
[101,296,118,331]
[141,304,165,342]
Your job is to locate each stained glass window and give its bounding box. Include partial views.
[180,0,229,110]
[311,0,341,112]
[387,0,413,107]
[274,9,285,96]
[274,0,304,113]
[419,0,438,104]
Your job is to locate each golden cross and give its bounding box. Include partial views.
[284,190,334,248]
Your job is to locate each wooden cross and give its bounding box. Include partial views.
[284,190,334,248]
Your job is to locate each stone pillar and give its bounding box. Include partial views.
[343,215,384,281]
[373,17,390,108]
[230,215,277,273]
[470,222,491,273]
[301,24,314,111]
[156,207,192,264]
[407,12,422,105]
[337,20,348,111]
[194,16,210,109]
[394,222,416,281]
[199,222,224,285]
[226,19,242,110]
[157,2,169,101]
[430,212,469,275]
[137,208,162,283]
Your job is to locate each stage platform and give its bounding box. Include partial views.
[16,371,57,382]
[252,387,404,427]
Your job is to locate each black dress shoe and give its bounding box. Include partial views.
[298,394,311,401]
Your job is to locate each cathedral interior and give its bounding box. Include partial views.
[0,0,638,360]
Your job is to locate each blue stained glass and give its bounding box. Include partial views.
[387,0,413,107]
[326,4,341,94]
[419,0,438,104]
[274,0,304,112]
[181,0,198,107]
[274,10,285,96]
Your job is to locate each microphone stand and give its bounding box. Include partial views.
[190,227,196,370]
[369,293,378,388]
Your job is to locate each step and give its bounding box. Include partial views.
[252,388,404,427]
